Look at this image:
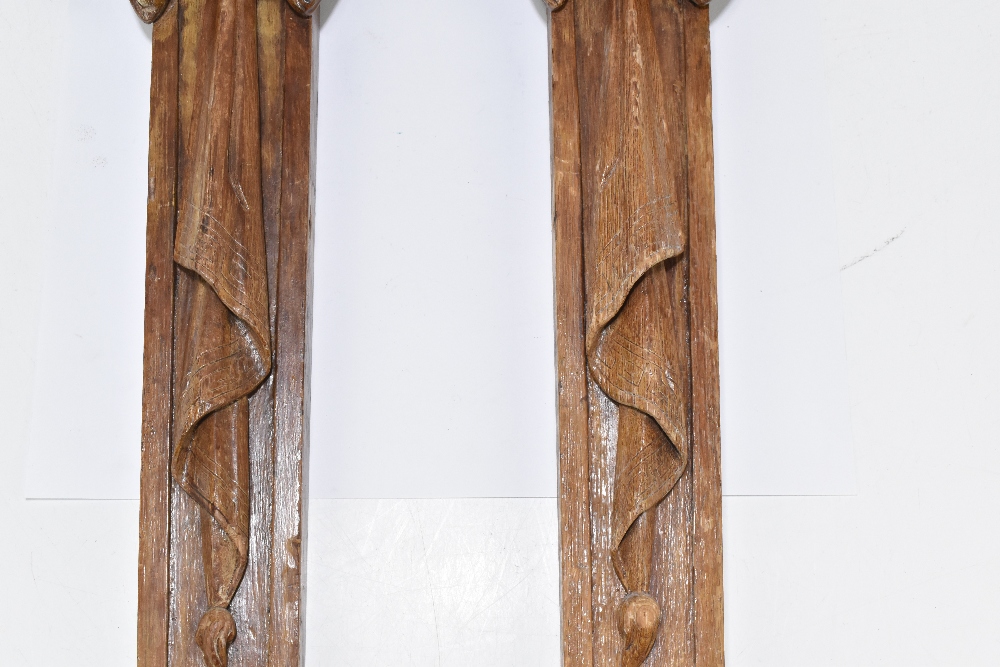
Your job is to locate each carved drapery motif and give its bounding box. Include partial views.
[131,0,320,663]
[576,0,692,664]
[136,1,319,665]
[146,0,275,664]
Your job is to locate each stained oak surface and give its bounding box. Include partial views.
[551,5,596,666]
[137,1,317,665]
[137,4,178,666]
[137,1,716,664]
[550,1,724,665]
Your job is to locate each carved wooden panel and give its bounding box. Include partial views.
[135,1,722,665]
[135,1,318,666]
[549,1,725,665]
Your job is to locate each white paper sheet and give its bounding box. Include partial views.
[25,0,855,499]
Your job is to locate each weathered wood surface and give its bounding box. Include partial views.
[266,8,317,666]
[135,1,317,665]
[549,1,724,665]
[551,4,596,667]
[137,4,178,666]
[682,6,725,666]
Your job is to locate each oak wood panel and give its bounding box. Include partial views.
[169,481,210,667]
[550,5,597,667]
[265,7,317,665]
[168,2,216,658]
[648,3,696,665]
[587,384,622,667]
[167,2,256,663]
[137,4,178,666]
[682,4,725,666]
[137,2,316,665]
[551,1,723,665]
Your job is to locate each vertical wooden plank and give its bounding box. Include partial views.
[683,4,725,666]
[140,2,316,666]
[588,388,622,667]
[167,3,210,664]
[570,1,627,658]
[573,0,703,664]
[647,2,697,664]
[551,4,596,667]
[649,471,694,667]
[169,482,210,667]
[267,6,317,666]
[258,0,287,315]
[137,4,178,667]
[227,376,277,667]
[224,3,286,665]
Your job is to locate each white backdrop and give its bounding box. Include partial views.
[3,0,1000,665]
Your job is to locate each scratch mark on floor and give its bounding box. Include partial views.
[841,228,906,271]
[410,503,443,667]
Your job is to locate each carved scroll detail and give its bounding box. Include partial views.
[169,0,271,665]
[129,0,172,24]
[579,0,690,664]
[285,0,321,17]
[137,1,319,665]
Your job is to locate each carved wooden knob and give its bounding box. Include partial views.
[618,593,661,667]
[286,0,321,16]
[128,0,171,24]
[196,607,237,667]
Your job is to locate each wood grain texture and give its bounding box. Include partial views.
[137,1,317,665]
[137,4,178,666]
[550,5,596,667]
[550,1,724,665]
[682,4,725,666]
[265,7,317,665]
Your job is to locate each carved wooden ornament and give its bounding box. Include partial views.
[133,0,722,665]
[550,0,724,665]
[134,1,317,665]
